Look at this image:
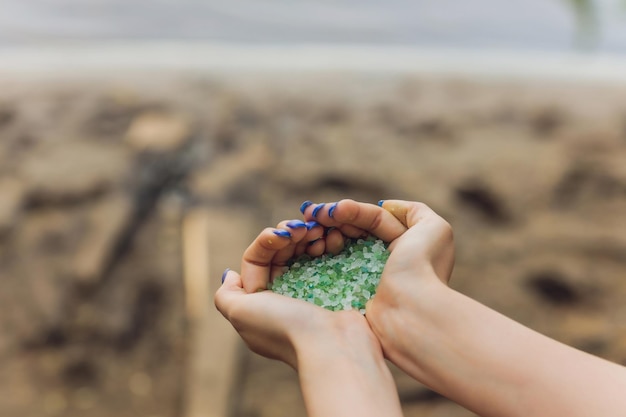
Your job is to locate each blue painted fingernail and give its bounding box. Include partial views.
[328,202,338,218]
[273,229,292,238]
[299,200,313,214]
[312,203,326,217]
[308,237,322,246]
[286,219,307,229]
[221,268,230,284]
[377,200,385,207]
[305,221,320,230]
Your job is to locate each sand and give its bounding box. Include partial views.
[2,72,626,417]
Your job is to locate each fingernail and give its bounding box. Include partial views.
[312,203,326,217]
[308,237,322,246]
[221,268,230,284]
[273,229,292,238]
[286,219,307,229]
[377,200,385,207]
[328,202,338,218]
[324,226,336,237]
[305,221,320,230]
[299,200,313,214]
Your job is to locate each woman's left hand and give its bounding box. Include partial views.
[214,218,403,417]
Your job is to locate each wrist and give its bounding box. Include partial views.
[292,311,385,368]
[292,311,402,417]
[367,270,454,366]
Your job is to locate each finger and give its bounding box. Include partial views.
[272,219,310,266]
[294,221,324,257]
[336,223,368,239]
[241,227,294,293]
[324,227,345,255]
[302,202,342,227]
[304,199,407,242]
[304,204,366,238]
[378,200,436,229]
[306,237,325,257]
[283,219,309,243]
[380,200,454,281]
[214,268,245,319]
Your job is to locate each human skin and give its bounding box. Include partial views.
[214,219,403,417]
[304,199,626,417]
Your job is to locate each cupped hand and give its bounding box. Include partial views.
[301,199,455,357]
[301,199,454,289]
[214,218,383,369]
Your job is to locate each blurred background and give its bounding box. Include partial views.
[1,1,626,417]
[1,0,626,50]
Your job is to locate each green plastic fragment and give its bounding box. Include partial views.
[269,236,390,313]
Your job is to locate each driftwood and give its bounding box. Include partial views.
[183,208,253,417]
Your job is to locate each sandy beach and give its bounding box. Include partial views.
[2,57,626,416]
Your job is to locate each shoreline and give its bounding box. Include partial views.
[2,41,626,84]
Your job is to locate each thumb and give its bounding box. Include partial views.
[221,268,243,290]
[214,268,245,316]
[379,200,436,229]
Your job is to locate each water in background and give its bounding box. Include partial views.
[1,0,626,53]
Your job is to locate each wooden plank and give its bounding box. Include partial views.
[183,207,254,417]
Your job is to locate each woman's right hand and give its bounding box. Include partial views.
[305,199,626,417]
[373,199,455,289]
[301,199,455,358]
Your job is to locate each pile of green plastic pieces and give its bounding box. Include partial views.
[269,237,390,313]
